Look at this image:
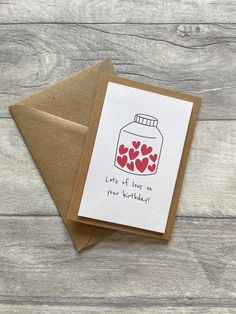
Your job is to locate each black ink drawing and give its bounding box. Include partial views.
[114,113,164,176]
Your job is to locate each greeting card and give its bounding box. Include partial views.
[68,75,201,239]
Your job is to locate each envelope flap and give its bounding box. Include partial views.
[15,59,116,126]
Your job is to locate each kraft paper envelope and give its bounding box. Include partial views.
[10,59,117,251]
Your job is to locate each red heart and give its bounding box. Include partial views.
[117,155,127,168]
[148,163,156,172]
[129,148,139,160]
[150,154,157,162]
[132,141,140,149]
[127,161,134,171]
[141,144,153,156]
[119,144,128,155]
[135,158,149,173]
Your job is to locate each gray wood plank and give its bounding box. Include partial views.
[0,304,235,314]
[0,119,56,216]
[0,24,236,119]
[0,119,235,217]
[0,1,235,23]
[0,217,235,307]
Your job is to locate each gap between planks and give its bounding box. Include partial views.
[2,117,236,121]
[0,214,235,219]
[0,22,236,25]
[0,296,235,308]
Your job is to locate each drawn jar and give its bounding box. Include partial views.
[114,113,164,175]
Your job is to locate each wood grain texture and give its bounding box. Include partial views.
[0,0,236,23]
[0,119,56,216]
[0,305,235,314]
[0,119,235,217]
[0,217,235,309]
[0,24,236,119]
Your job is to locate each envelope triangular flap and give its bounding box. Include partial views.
[13,59,115,125]
[10,59,116,251]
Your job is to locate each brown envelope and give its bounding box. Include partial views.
[9,59,117,252]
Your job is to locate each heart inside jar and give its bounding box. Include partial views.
[116,141,158,175]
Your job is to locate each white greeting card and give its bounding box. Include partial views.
[76,79,194,234]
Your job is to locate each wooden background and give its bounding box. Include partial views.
[0,1,235,313]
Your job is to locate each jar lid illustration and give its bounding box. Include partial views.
[134,114,158,127]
